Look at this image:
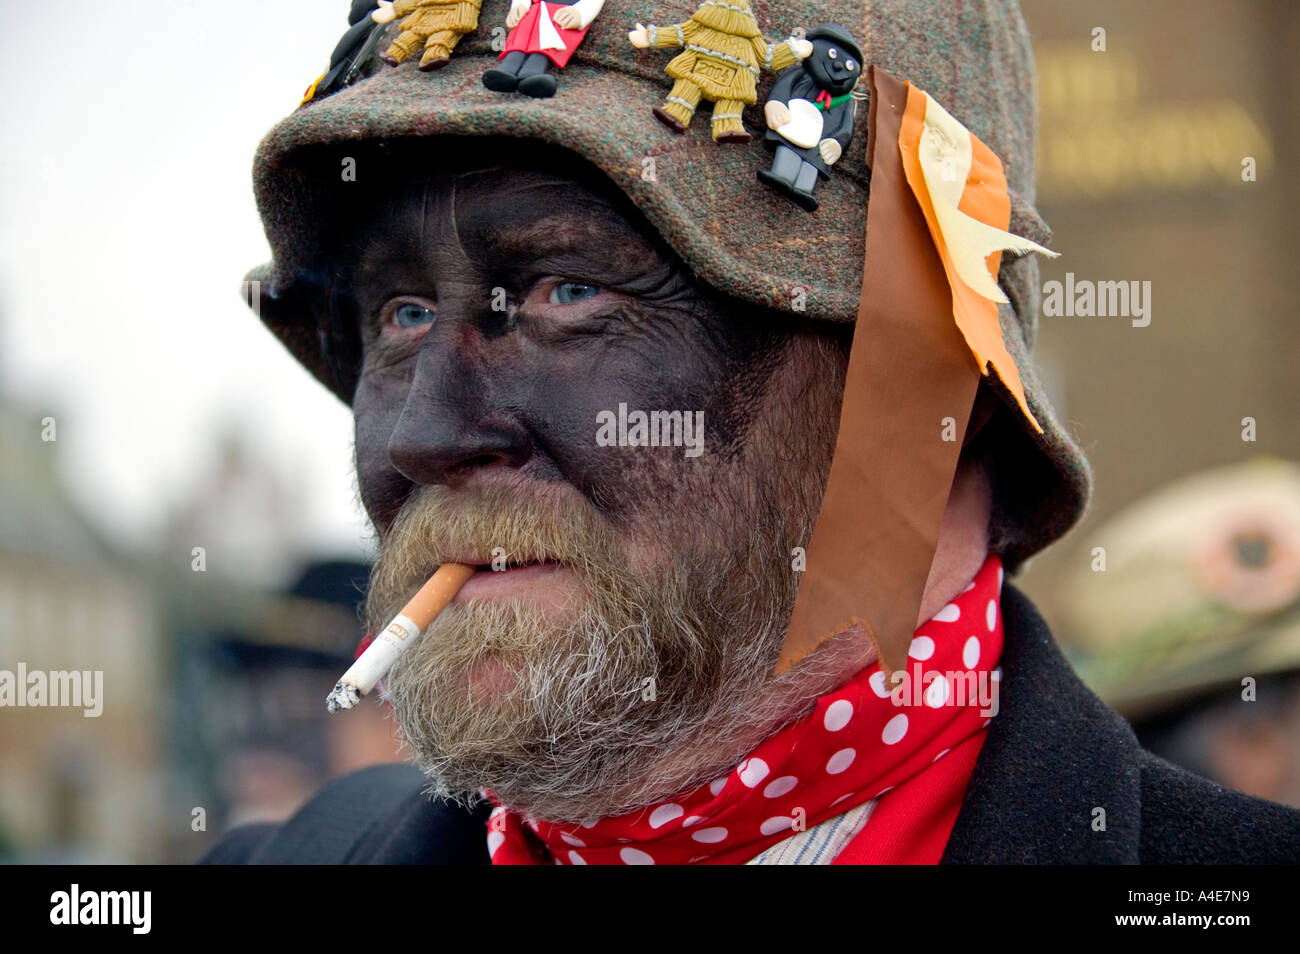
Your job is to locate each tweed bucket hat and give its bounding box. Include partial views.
[244,0,1091,575]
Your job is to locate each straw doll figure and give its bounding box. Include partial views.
[372,0,484,71]
[628,1,812,143]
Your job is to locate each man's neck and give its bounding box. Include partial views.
[916,455,995,626]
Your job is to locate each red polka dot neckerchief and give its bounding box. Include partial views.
[486,554,1006,865]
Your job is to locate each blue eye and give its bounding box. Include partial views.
[393,303,436,328]
[549,282,601,304]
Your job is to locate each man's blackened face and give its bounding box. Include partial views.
[337,144,847,820]
[349,160,783,543]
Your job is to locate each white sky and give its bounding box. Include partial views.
[0,1,368,558]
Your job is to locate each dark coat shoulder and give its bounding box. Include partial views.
[197,762,490,864]
[1136,750,1300,863]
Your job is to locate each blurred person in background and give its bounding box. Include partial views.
[1059,458,1300,809]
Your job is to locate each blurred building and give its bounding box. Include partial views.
[159,423,309,590]
[0,393,397,862]
[1018,1,1300,598]
[0,398,163,862]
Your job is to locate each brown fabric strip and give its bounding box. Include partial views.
[774,66,981,676]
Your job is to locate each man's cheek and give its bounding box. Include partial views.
[513,354,717,522]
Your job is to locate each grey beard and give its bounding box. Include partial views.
[380,543,802,823]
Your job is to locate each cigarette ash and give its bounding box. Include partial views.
[326,681,362,713]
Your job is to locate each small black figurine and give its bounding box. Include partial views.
[757,23,863,212]
[301,1,385,106]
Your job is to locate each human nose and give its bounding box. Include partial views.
[385,311,533,487]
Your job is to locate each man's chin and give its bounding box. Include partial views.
[383,596,660,815]
[461,653,522,704]
[378,554,789,820]
[384,598,582,725]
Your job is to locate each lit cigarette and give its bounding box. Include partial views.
[326,562,475,713]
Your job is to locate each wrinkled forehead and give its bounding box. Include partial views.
[328,139,673,270]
